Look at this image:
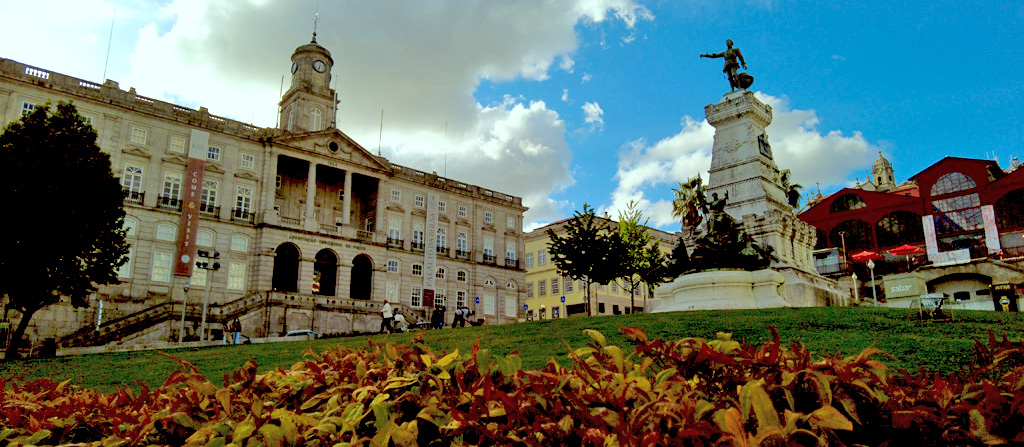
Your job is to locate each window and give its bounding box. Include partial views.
[505,296,516,319]
[483,293,496,315]
[551,278,560,295]
[830,219,874,251]
[310,108,323,131]
[387,259,399,273]
[190,267,208,287]
[122,164,144,194]
[201,180,218,212]
[932,194,984,235]
[829,194,867,213]
[931,172,977,196]
[169,136,186,153]
[162,172,182,203]
[21,102,35,116]
[457,291,467,307]
[386,282,399,302]
[231,235,249,252]
[876,211,925,247]
[538,280,547,296]
[565,277,573,292]
[506,242,516,262]
[130,127,147,144]
[123,217,138,236]
[579,279,586,291]
[412,263,423,276]
[611,283,618,293]
[411,286,422,307]
[156,223,176,241]
[458,205,467,218]
[484,237,494,259]
[80,115,94,126]
[438,200,447,212]
[287,108,295,130]
[228,262,246,290]
[484,211,493,223]
[415,195,425,208]
[388,218,402,243]
[412,223,425,249]
[457,232,468,254]
[207,146,221,161]
[275,175,282,189]
[599,303,606,314]
[437,228,448,250]
[525,253,534,268]
[538,249,547,265]
[457,270,467,282]
[151,252,171,282]
[391,189,401,202]
[196,229,214,247]
[436,288,447,307]
[240,153,255,169]
[117,247,133,278]
[507,216,515,229]
[436,267,446,279]
[235,186,253,216]
[526,283,534,298]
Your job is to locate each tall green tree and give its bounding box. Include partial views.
[615,201,666,313]
[0,101,128,359]
[672,174,708,228]
[547,204,619,316]
[780,169,803,209]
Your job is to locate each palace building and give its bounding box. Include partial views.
[0,35,527,350]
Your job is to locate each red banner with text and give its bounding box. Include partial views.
[173,157,206,276]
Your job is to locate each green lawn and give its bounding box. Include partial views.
[3,307,1023,393]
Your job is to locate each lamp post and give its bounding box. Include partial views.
[179,280,191,343]
[196,250,221,342]
[866,259,877,305]
[851,272,858,305]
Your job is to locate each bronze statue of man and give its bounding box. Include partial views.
[701,39,747,91]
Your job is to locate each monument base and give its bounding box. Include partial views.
[650,269,790,312]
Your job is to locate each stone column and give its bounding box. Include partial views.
[342,171,353,225]
[304,161,318,231]
[263,152,279,225]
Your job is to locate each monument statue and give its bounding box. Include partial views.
[700,39,753,91]
[671,190,776,274]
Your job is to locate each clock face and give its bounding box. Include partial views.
[312,60,327,73]
[291,62,298,74]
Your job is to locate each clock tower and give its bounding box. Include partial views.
[279,34,337,132]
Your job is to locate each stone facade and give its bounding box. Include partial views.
[0,37,527,349]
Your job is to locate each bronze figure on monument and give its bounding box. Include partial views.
[700,39,753,90]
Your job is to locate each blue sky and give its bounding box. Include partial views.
[2,1,1022,231]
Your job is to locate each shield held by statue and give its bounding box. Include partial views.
[737,73,754,89]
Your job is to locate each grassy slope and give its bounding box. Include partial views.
[2,307,1023,392]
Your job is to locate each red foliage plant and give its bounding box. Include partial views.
[1,328,1023,446]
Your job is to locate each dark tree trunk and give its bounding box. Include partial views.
[4,307,35,360]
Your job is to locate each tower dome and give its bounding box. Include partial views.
[871,151,896,192]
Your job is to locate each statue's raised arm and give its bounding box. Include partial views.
[700,39,752,91]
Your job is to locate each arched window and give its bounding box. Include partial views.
[875,211,924,248]
[830,220,874,251]
[829,194,867,213]
[272,243,300,292]
[310,108,323,131]
[995,189,1024,230]
[350,255,373,300]
[930,172,976,196]
[314,249,338,296]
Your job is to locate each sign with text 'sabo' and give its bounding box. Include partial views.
[174,129,209,277]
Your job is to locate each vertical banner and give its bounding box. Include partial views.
[174,130,210,277]
[422,193,439,307]
[922,215,939,262]
[981,205,1001,254]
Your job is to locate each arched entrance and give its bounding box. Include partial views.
[272,243,300,292]
[350,254,373,300]
[314,249,338,296]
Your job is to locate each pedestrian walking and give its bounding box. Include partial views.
[380,300,394,334]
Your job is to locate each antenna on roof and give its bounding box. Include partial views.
[312,5,320,43]
[101,7,116,82]
[378,109,384,156]
[444,122,448,177]
[276,75,284,128]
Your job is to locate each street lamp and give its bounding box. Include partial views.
[866,259,878,305]
[179,280,191,343]
[851,272,858,305]
[196,250,221,342]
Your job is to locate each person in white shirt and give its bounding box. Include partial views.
[380,300,394,334]
[453,306,467,327]
[393,312,407,333]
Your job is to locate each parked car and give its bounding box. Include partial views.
[284,329,318,339]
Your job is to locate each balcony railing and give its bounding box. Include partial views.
[436,246,450,256]
[388,238,404,248]
[319,223,339,234]
[356,230,374,242]
[505,258,520,269]
[199,203,220,217]
[280,215,301,226]
[411,241,425,252]
[456,250,471,260]
[232,208,254,223]
[122,189,144,205]
[157,195,182,211]
[483,254,496,264]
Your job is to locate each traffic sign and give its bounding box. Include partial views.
[561,296,566,303]
[475,296,480,304]
[1000,297,1010,305]
[523,304,528,310]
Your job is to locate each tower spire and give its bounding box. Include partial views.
[311,8,319,43]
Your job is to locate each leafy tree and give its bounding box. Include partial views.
[672,174,708,228]
[614,201,666,313]
[547,204,619,316]
[0,102,128,359]
[780,169,803,209]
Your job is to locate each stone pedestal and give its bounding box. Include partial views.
[650,269,789,312]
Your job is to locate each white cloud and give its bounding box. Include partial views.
[582,73,593,83]
[561,89,570,102]
[606,92,877,229]
[582,101,604,130]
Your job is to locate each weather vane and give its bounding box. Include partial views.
[312,7,320,42]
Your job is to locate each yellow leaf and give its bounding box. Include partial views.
[438,370,451,380]
[391,421,418,446]
[558,415,574,433]
[583,329,607,347]
[807,406,853,431]
[420,354,433,367]
[436,349,460,368]
[602,345,625,371]
[740,381,781,431]
[258,424,285,447]
[232,420,256,442]
[488,401,507,417]
[383,377,418,391]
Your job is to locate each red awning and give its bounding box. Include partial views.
[887,244,925,256]
[851,250,884,262]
